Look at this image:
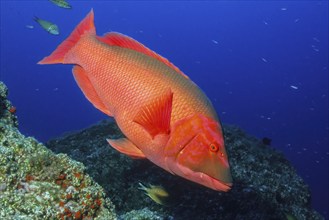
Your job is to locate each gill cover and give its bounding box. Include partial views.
[165,114,232,191]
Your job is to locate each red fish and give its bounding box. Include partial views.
[38,10,232,191]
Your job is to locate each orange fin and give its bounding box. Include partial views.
[38,9,95,64]
[107,138,146,159]
[72,65,113,116]
[96,32,189,79]
[133,89,173,139]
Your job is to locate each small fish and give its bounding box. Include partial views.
[211,39,219,44]
[312,47,319,52]
[261,57,268,63]
[290,85,298,90]
[49,0,72,9]
[262,137,272,146]
[33,17,59,35]
[138,183,169,205]
[25,25,34,29]
[312,37,320,42]
[38,10,232,191]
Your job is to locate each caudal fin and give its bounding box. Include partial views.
[38,9,95,64]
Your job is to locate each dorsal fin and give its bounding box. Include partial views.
[96,32,189,79]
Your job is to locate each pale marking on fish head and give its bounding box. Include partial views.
[48,25,59,35]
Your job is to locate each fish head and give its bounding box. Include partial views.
[48,25,59,35]
[165,114,232,191]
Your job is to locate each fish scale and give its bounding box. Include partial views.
[73,35,214,142]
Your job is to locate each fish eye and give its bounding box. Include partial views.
[209,143,219,152]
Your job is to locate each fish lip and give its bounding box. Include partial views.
[201,172,232,191]
[176,163,232,191]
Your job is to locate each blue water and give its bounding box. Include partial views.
[1,1,328,218]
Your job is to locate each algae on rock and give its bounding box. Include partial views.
[0,81,116,219]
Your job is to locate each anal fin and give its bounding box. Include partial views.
[72,65,113,116]
[107,138,146,159]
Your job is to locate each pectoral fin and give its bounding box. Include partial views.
[107,138,146,159]
[133,89,173,139]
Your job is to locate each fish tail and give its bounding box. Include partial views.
[138,182,148,191]
[38,9,96,65]
[138,183,150,196]
[138,182,146,189]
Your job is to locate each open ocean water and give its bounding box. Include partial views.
[1,1,328,218]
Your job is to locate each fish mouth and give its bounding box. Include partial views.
[174,134,232,191]
[176,162,232,191]
[198,171,232,191]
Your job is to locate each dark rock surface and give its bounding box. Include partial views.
[47,117,323,220]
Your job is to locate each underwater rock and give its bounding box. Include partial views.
[118,207,169,220]
[0,82,116,219]
[46,115,323,219]
[0,82,18,128]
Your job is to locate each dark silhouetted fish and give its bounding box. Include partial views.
[262,137,272,146]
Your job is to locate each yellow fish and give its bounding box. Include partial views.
[138,183,169,205]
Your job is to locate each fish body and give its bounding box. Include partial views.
[33,17,59,35]
[49,0,72,9]
[138,183,169,205]
[38,10,232,191]
[25,25,34,29]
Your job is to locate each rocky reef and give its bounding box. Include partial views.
[0,80,323,219]
[0,82,116,219]
[46,120,324,220]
